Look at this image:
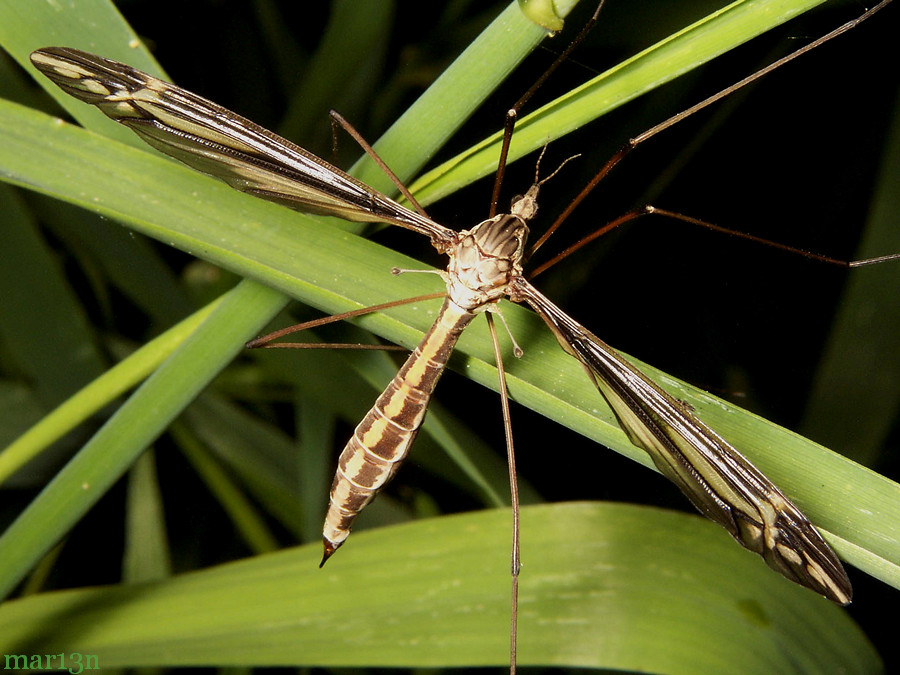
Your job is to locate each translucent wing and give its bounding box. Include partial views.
[512,276,852,604]
[30,47,457,250]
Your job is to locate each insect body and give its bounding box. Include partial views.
[323,189,532,561]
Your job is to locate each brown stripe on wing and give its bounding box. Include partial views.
[510,276,852,605]
[30,47,458,248]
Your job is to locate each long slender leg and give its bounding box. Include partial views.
[486,311,521,675]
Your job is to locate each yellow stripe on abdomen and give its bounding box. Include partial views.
[321,298,475,562]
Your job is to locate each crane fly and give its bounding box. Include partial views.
[29,43,855,604]
[28,1,885,637]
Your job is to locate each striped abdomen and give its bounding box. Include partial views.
[321,297,475,564]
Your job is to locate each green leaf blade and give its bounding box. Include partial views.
[0,504,880,673]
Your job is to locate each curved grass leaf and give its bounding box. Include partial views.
[0,503,881,673]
